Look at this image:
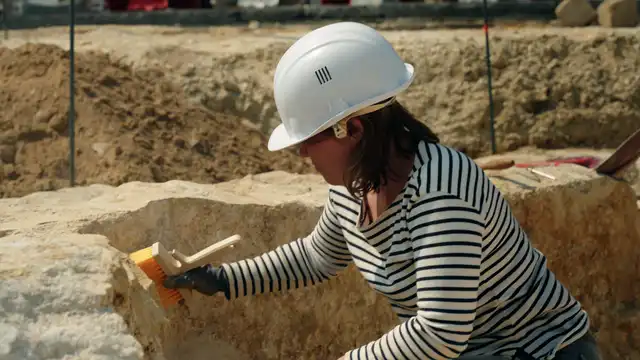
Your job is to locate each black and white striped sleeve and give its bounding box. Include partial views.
[345,191,485,359]
[220,195,352,299]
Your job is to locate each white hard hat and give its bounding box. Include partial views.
[267,21,415,151]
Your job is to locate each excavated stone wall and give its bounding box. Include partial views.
[1,168,639,359]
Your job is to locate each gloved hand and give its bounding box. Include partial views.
[163,264,229,297]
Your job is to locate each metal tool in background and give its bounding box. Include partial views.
[477,127,640,181]
[594,127,640,177]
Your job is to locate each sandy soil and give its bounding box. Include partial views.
[0,40,314,198]
[0,23,639,198]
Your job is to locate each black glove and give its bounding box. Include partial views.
[163,264,229,297]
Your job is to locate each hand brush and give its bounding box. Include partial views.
[128,234,241,309]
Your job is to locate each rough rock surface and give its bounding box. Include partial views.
[165,28,640,157]
[1,169,639,360]
[2,27,640,188]
[0,43,314,199]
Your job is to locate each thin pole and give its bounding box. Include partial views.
[482,0,497,155]
[68,0,76,186]
[2,0,8,40]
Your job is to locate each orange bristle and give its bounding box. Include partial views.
[129,246,184,308]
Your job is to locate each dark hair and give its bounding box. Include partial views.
[342,99,439,198]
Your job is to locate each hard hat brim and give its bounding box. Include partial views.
[267,62,415,152]
[267,123,293,152]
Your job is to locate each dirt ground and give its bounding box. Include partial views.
[0,23,639,198]
[0,42,313,198]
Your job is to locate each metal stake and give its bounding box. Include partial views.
[482,0,497,155]
[69,0,76,186]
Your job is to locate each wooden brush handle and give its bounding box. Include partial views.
[171,234,242,272]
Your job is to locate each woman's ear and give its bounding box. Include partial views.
[347,117,364,142]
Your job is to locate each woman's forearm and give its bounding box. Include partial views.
[220,199,351,298]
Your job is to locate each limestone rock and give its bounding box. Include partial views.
[1,169,639,359]
[555,0,597,26]
[0,231,144,360]
[597,0,639,27]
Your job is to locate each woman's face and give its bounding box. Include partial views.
[298,118,363,186]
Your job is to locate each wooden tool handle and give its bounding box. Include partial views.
[595,127,640,176]
[478,158,515,171]
[171,234,242,272]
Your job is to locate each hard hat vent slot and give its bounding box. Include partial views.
[315,66,333,85]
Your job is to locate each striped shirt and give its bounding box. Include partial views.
[220,141,590,359]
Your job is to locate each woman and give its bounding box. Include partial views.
[164,22,601,360]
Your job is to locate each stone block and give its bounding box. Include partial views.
[555,0,597,26]
[597,0,639,27]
